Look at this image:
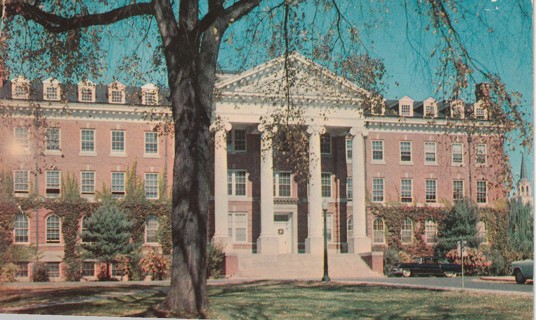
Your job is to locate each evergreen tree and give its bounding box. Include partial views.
[435,199,480,257]
[508,199,533,259]
[81,202,136,279]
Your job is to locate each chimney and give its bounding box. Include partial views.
[475,83,490,101]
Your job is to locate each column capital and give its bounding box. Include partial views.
[349,126,368,138]
[258,123,278,136]
[210,118,232,133]
[306,125,326,136]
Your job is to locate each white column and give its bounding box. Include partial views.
[305,125,325,255]
[257,124,279,255]
[211,121,232,251]
[348,126,371,254]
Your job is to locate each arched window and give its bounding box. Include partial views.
[425,220,437,244]
[14,214,29,243]
[145,215,159,244]
[46,215,61,243]
[347,216,353,238]
[477,221,487,244]
[373,218,385,244]
[400,219,413,244]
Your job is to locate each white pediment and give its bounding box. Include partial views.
[216,52,365,101]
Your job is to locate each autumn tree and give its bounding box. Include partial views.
[0,0,531,317]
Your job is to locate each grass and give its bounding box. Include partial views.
[0,281,532,319]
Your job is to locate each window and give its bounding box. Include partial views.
[227,129,246,152]
[425,220,437,244]
[45,86,59,101]
[372,140,384,161]
[227,170,246,196]
[424,142,436,164]
[326,214,333,242]
[111,262,124,277]
[228,212,247,242]
[13,170,29,194]
[320,134,331,155]
[81,171,95,194]
[372,178,384,202]
[145,173,159,199]
[14,214,29,243]
[400,104,411,116]
[273,172,291,197]
[78,80,96,103]
[401,219,413,244]
[11,75,29,100]
[453,180,464,202]
[477,221,488,243]
[451,143,463,165]
[108,81,126,104]
[400,141,412,162]
[16,263,29,277]
[111,130,125,153]
[346,177,353,200]
[373,218,385,244]
[80,129,95,152]
[142,83,159,105]
[451,101,465,119]
[14,85,29,99]
[144,92,157,105]
[474,103,487,120]
[14,127,29,149]
[145,215,159,243]
[477,181,487,204]
[45,128,60,151]
[81,217,90,243]
[46,262,61,278]
[401,179,413,203]
[347,217,353,238]
[145,132,158,154]
[424,104,436,117]
[111,90,123,103]
[346,138,352,161]
[46,170,61,198]
[46,215,61,243]
[425,179,437,203]
[476,144,487,165]
[321,173,331,198]
[82,262,95,277]
[111,172,125,198]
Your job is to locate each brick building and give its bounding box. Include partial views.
[1,53,506,280]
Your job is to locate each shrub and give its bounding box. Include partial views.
[446,248,492,275]
[484,248,508,276]
[32,262,49,282]
[140,249,169,280]
[116,252,144,281]
[207,241,225,279]
[382,246,401,275]
[1,263,19,282]
[63,258,82,282]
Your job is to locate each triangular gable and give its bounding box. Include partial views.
[216,52,365,101]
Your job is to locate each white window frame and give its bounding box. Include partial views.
[144,132,159,155]
[82,262,95,277]
[141,83,159,105]
[45,127,61,152]
[372,178,384,203]
[425,220,437,244]
[46,170,61,198]
[423,99,437,118]
[111,130,126,154]
[346,177,353,201]
[345,138,352,162]
[400,179,413,203]
[145,173,159,199]
[46,262,61,278]
[450,100,465,119]
[373,218,385,244]
[13,170,30,194]
[425,179,437,203]
[400,141,412,163]
[326,213,334,243]
[46,215,61,243]
[14,127,29,150]
[14,214,29,243]
[371,140,384,162]
[108,81,126,104]
[228,212,247,243]
[11,75,30,100]
[451,143,463,165]
[227,170,247,196]
[81,171,95,195]
[78,80,96,103]
[111,172,126,199]
[474,101,488,120]
[320,134,331,155]
[477,180,487,204]
[400,219,413,244]
[80,129,95,153]
[476,144,487,165]
[227,129,247,152]
[400,104,411,116]
[424,142,437,165]
[273,171,292,198]
[321,172,332,198]
[347,216,353,238]
[145,215,159,244]
[453,180,464,202]
[43,78,61,101]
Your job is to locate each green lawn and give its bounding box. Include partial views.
[0,281,532,319]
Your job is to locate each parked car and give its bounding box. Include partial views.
[389,256,462,278]
[511,259,533,284]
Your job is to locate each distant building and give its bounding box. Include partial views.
[514,153,533,206]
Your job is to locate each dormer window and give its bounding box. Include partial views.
[423,98,437,118]
[398,96,414,117]
[108,81,126,104]
[141,83,159,106]
[450,100,465,119]
[43,78,61,101]
[11,75,29,100]
[78,80,96,103]
[473,101,488,120]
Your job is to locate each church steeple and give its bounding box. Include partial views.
[520,153,528,181]
[515,152,533,206]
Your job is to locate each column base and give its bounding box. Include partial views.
[305,236,324,255]
[256,235,279,255]
[213,235,232,253]
[348,236,372,254]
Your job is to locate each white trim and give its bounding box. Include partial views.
[11,75,30,100]
[78,80,96,103]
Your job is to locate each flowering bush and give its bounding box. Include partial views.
[140,249,169,280]
[0,263,19,282]
[446,248,492,275]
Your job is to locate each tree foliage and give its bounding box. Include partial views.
[435,199,480,256]
[508,199,533,259]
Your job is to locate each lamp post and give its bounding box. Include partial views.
[321,200,330,282]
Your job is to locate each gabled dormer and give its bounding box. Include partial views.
[43,78,61,101]
[141,83,159,105]
[108,80,126,104]
[11,75,29,100]
[423,97,437,118]
[473,100,488,120]
[450,99,465,119]
[398,96,414,117]
[78,79,96,103]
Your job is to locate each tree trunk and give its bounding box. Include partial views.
[157,49,211,318]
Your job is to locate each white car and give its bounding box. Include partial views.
[511,259,533,284]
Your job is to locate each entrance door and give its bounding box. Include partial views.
[274,213,292,254]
